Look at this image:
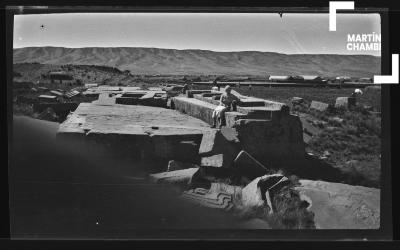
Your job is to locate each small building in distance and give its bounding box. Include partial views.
[268,75,293,82]
[335,76,352,83]
[299,75,323,83]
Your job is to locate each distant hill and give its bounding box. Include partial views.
[13,47,381,77]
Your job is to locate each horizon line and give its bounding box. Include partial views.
[13,45,381,57]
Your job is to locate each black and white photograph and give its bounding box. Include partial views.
[7,6,392,240]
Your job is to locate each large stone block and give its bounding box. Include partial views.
[233,116,305,166]
[310,100,330,112]
[199,129,240,156]
[335,97,356,109]
[172,96,216,125]
[152,134,202,163]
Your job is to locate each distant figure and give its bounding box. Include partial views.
[354,88,363,95]
[351,88,363,98]
[182,84,189,94]
[213,79,217,85]
[211,85,240,128]
[237,82,241,88]
[249,84,252,90]
[212,79,219,91]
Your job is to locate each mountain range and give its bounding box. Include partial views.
[13,46,381,77]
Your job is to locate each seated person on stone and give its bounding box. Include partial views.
[211,85,239,128]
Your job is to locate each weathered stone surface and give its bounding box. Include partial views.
[199,130,222,155]
[241,179,264,207]
[237,98,266,107]
[149,168,199,186]
[236,106,279,120]
[201,154,229,168]
[186,89,211,98]
[233,150,270,180]
[193,94,220,106]
[335,97,356,109]
[295,179,380,229]
[209,182,243,202]
[233,116,305,166]
[115,97,139,105]
[241,174,290,209]
[310,100,330,112]
[167,160,199,172]
[189,166,246,188]
[180,188,234,211]
[33,102,79,115]
[57,103,213,170]
[263,100,289,111]
[199,129,240,159]
[172,96,216,125]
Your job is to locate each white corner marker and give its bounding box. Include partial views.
[374,54,399,84]
[329,1,355,31]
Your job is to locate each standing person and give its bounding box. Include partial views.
[212,78,219,91]
[182,83,189,94]
[249,84,252,90]
[211,85,240,128]
[350,88,363,106]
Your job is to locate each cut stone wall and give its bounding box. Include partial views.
[172,92,305,167]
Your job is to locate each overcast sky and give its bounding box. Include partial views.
[14,13,381,56]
